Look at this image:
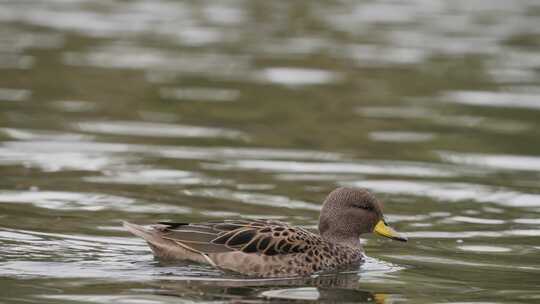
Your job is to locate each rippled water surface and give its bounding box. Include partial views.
[1,0,540,303]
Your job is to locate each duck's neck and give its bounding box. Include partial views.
[320,229,362,248]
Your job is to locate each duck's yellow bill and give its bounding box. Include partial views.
[374,220,407,242]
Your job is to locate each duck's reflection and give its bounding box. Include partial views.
[151,271,389,303]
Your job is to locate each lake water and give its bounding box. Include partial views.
[1,0,540,303]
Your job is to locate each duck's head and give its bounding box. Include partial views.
[318,187,407,247]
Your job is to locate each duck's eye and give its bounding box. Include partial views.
[354,204,373,211]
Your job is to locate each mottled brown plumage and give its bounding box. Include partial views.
[124,187,407,277]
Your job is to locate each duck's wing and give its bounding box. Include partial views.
[158,219,322,256]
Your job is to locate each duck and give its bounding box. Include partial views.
[123,187,407,277]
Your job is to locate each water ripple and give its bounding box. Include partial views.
[449,216,505,225]
[210,160,460,178]
[0,190,190,213]
[358,106,531,134]
[258,67,341,86]
[84,169,225,186]
[0,147,122,172]
[63,46,250,79]
[184,188,321,211]
[0,88,31,102]
[439,151,540,172]
[458,245,511,253]
[1,128,92,141]
[401,230,540,239]
[76,121,248,140]
[0,139,345,174]
[442,91,540,110]
[159,87,240,102]
[1,139,342,161]
[369,131,435,143]
[345,180,540,207]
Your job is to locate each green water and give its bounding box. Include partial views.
[1,0,540,303]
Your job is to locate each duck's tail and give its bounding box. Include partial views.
[123,221,154,240]
[123,221,176,257]
[123,221,209,264]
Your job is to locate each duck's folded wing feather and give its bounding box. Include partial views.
[157,219,321,256]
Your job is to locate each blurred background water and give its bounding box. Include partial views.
[1,0,540,303]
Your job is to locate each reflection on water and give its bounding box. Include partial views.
[439,151,540,172]
[258,67,341,86]
[159,87,240,102]
[0,88,31,102]
[1,0,540,303]
[76,121,248,140]
[346,180,540,207]
[442,90,540,110]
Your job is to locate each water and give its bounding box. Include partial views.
[1,0,540,303]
